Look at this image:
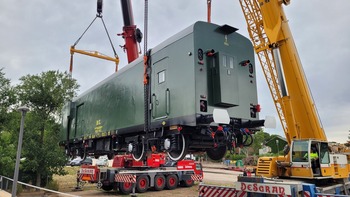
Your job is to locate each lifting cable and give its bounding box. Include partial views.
[143,0,152,145]
[143,0,148,55]
[143,0,150,85]
[69,0,119,75]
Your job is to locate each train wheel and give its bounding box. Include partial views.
[154,175,165,191]
[166,174,178,190]
[206,145,227,161]
[166,134,188,161]
[75,148,86,159]
[136,175,149,193]
[107,153,114,160]
[118,182,133,195]
[65,148,73,159]
[180,179,194,187]
[130,141,145,161]
[73,148,80,158]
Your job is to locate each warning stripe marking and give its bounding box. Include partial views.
[198,185,247,197]
[191,174,203,181]
[115,174,136,183]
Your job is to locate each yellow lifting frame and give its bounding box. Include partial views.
[69,46,120,74]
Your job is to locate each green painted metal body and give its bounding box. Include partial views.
[60,21,258,144]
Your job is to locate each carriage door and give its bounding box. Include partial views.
[74,103,85,138]
[152,57,170,120]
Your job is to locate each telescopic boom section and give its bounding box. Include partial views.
[239,0,326,143]
[120,0,140,63]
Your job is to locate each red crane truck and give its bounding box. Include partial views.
[77,153,203,195]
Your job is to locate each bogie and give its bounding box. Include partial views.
[206,145,227,161]
[166,134,188,161]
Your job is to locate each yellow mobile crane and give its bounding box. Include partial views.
[239,0,348,179]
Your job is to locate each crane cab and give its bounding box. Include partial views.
[289,140,348,179]
[256,139,349,180]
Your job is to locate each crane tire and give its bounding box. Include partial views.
[136,175,149,193]
[166,174,178,190]
[154,175,166,191]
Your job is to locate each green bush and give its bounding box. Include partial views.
[46,180,59,191]
[233,154,246,161]
[225,152,246,161]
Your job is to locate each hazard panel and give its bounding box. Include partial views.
[198,184,246,197]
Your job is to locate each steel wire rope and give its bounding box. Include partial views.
[72,15,118,59]
[73,16,98,47]
[100,17,118,58]
[143,0,150,133]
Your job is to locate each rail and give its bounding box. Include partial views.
[0,175,81,197]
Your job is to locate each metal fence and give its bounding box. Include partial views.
[0,175,13,193]
[0,175,80,197]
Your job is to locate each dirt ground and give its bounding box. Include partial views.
[63,162,242,197]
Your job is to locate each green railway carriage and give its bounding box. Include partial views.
[60,21,265,161]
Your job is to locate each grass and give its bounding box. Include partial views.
[53,166,88,192]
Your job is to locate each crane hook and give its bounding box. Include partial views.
[97,0,103,17]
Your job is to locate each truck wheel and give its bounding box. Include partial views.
[180,179,194,187]
[206,145,227,161]
[136,175,149,193]
[101,184,113,191]
[154,175,165,191]
[118,182,133,195]
[166,174,178,190]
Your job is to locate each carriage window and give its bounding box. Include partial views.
[229,57,234,69]
[158,70,166,84]
[222,55,227,67]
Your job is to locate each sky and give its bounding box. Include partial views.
[1,1,349,143]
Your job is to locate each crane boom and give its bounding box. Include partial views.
[239,0,326,143]
[120,0,141,63]
[238,0,350,180]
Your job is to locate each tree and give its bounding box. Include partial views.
[0,68,16,130]
[345,130,350,147]
[0,68,17,177]
[0,129,17,177]
[252,131,270,155]
[16,70,79,186]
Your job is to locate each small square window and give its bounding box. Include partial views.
[158,70,165,84]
